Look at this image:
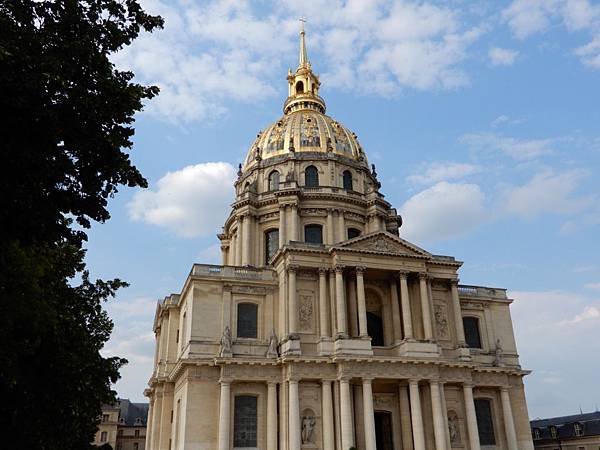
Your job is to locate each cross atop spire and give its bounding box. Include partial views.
[298,17,309,69]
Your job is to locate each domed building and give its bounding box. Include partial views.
[145,28,534,450]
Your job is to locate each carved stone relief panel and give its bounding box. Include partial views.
[373,393,395,410]
[298,289,315,333]
[434,302,450,341]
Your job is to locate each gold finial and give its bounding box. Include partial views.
[298,17,308,68]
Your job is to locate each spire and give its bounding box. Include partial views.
[284,19,325,114]
[298,17,308,68]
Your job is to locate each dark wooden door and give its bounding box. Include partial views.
[374,411,394,450]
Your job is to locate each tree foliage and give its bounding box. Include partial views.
[0,1,162,448]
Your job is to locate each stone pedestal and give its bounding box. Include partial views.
[396,340,440,358]
[334,336,373,356]
[317,337,334,355]
[281,336,301,356]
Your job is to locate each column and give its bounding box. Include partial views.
[279,382,288,450]
[289,204,298,242]
[242,214,252,265]
[356,267,368,337]
[235,217,243,266]
[399,272,413,340]
[229,234,236,265]
[339,379,354,450]
[288,266,298,335]
[322,381,335,450]
[362,379,377,450]
[146,398,154,450]
[337,209,345,241]
[279,205,287,247]
[329,270,337,335]
[218,381,231,450]
[158,387,174,450]
[289,380,301,450]
[347,276,358,337]
[326,209,334,244]
[399,385,414,450]
[267,382,278,450]
[390,281,402,344]
[319,269,330,338]
[463,384,481,450]
[501,387,518,450]
[150,390,163,450]
[430,380,448,450]
[419,273,433,340]
[409,380,426,450]
[450,279,466,347]
[335,266,347,337]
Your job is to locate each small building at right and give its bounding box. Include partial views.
[530,411,600,450]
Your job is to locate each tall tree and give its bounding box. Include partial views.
[0,1,163,448]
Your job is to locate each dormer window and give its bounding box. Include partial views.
[574,422,583,437]
[533,428,541,440]
[550,425,558,438]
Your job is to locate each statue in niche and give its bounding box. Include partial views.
[301,415,316,444]
[448,412,461,446]
[218,326,232,357]
[493,338,504,366]
[266,329,278,358]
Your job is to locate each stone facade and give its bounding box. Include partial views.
[531,412,600,450]
[145,28,535,450]
[94,399,148,450]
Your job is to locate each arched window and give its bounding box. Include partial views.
[234,396,257,447]
[367,312,384,346]
[304,224,323,244]
[295,80,304,94]
[463,316,482,349]
[347,228,361,239]
[237,303,258,338]
[474,398,496,445]
[264,229,279,264]
[268,170,280,191]
[305,165,319,187]
[343,170,353,190]
[574,422,583,437]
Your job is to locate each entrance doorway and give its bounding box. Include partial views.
[374,411,394,450]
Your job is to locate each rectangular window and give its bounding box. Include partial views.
[463,316,482,349]
[474,398,496,445]
[237,303,258,338]
[100,431,108,442]
[234,396,258,447]
[102,414,109,423]
[133,443,139,450]
[135,429,140,437]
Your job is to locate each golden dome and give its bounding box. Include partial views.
[243,110,368,169]
[242,26,368,170]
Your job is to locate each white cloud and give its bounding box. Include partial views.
[560,305,600,325]
[128,162,236,237]
[407,161,481,185]
[489,47,519,66]
[502,0,600,69]
[575,36,600,69]
[502,170,590,218]
[510,289,600,417]
[399,181,487,243]
[460,132,554,160]
[502,0,561,39]
[113,0,488,122]
[491,114,524,127]
[585,282,600,290]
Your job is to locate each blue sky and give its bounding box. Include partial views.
[88,0,600,419]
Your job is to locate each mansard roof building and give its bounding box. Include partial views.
[145,28,535,450]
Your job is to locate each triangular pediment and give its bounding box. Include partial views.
[336,231,431,257]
